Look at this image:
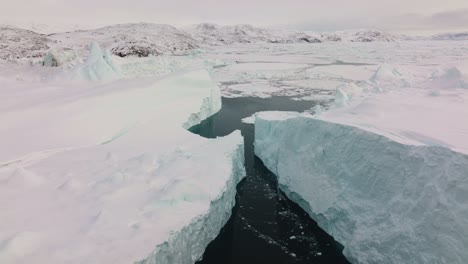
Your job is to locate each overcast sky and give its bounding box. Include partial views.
[1,0,468,32]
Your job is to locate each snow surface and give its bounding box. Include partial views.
[0,68,246,264]
[254,62,468,263]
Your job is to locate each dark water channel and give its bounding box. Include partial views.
[190,96,350,264]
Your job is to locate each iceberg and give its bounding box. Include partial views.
[0,69,245,264]
[313,104,322,115]
[43,48,78,67]
[368,64,408,91]
[72,42,123,81]
[255,113,468,264]
[429,66,468,89]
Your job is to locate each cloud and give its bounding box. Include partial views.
[426,9,468,28]
[278,9,468,32]
[0,1,467,32]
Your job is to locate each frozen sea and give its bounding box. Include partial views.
[1,38,467,264]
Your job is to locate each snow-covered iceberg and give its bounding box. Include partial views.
[0,69,245,264]
[42,48,78,67]
[72,42,123,81]
[429,66,468,89]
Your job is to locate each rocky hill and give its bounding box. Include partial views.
[186,23,321,45]
[0,26,53,61]
[49,23,200,58]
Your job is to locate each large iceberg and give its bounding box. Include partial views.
[0,69,245,264]
[255,113,468,264]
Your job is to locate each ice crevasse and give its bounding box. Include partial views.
[0,69,246,264]
[254,112,468,264]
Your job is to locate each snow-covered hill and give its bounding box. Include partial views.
[0,23,200,64]
[350,29,396,42]
[0,26,53,61]
[186,23,321,45]
[187,24,398,45]
[318,29,397,42]
[0,22,452,65]
[431,32,468,41]
[0,20,101,35]
[49,23,199,58]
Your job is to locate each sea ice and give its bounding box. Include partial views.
[241,115,256,124]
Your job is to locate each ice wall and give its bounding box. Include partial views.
[254,113,468,264]
[183,81,222,129]
[139,135,245,264]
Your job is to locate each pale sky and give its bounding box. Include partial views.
[1,0,468,32]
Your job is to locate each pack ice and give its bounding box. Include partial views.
[254,64,468,263]
[0,67,246,263]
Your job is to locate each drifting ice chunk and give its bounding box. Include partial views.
[240,111,304,125]
[369,64,407,91]
[313,105,322,115]
[72,42,122,81]
[241,114,256,124]
[369,64,402,83]
[43,48,78,67]
[43,51,58,67]
[334,82,363,107]
[429,67,468,89]
[334,87,349,106]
